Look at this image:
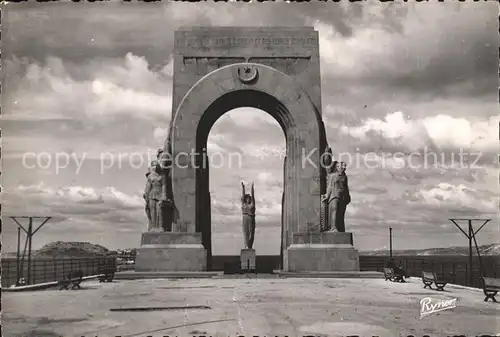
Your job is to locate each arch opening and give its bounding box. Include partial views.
[206,106,285,271]
[197,89,295,144]
[196,90,291,270]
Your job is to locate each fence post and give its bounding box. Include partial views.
[41,260,45,283]
[465,264,468,287]
[32,260,35,285]
[452,263,456,284]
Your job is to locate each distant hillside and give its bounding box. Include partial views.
[1,241,115,258]
[361,243,500,256]
[33,241,114,258]
[3,242,499,259]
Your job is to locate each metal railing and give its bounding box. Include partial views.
[108,254,500,288]
[1,256,117,288]
[359,255,500,288]
[4,254,497,289]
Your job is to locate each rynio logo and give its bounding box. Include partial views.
[420,296,457,319]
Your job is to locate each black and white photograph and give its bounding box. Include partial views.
[1,1,498,336]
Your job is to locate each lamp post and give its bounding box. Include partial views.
[389,227,393,259]
[449,218,491,287]
[10,216,52,286]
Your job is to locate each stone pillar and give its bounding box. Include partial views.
[205,190,212,270]
[282,155,289,270]
[135,150,207,272]
[286,232,360,272]
[240,248,256,272]
[280,191,285,270]
[134,232,206,272]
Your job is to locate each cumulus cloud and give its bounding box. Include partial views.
[3,53,171,122]
[1,181,148,249]
[15,182,143,209]
[2,53,173,162]
[340,111,498,155]
[411,183,497,215]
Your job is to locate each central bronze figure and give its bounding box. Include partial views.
[241,182,256,249]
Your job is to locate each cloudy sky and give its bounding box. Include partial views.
[2,2,498,255]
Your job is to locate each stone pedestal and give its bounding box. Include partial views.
[286,232,360,272]
[240,248,256,271]
[134,232,206,272]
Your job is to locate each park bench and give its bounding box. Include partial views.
[59,270,83,290]
[98,266,115,283]
[383,267,405,283]
[482,277,500,302]
[422,271,447,291]
[383,267,394,281]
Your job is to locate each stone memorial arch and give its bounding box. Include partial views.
[135,27,360,272]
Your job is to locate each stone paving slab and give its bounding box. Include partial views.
[2,276,499,337]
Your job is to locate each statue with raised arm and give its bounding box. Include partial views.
[322,161,351,232]
[241,182,256,249]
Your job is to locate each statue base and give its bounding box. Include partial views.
[240,248,256,272]
[134,232,206,272]
[286,232,359,272]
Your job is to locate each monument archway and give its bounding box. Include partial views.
[134,27,360,273]
[170,63,325,270]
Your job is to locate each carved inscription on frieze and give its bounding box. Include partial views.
[183,57,245,75]
[176,36,317,48]
[249,57,310,75]
[182,57,311,76]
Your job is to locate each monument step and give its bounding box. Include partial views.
[273,271,383,279]
[115,271,224,280]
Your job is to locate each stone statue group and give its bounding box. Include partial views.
[143,148,177,232]
[322,157,351,232]
[142,145,350,244]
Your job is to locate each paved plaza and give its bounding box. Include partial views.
[3,276,499,337]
